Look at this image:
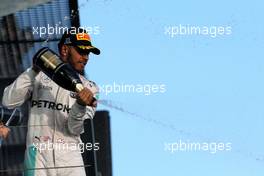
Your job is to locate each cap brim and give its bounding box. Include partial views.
[76,45,100,55]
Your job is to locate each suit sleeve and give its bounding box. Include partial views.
[67,103,96,135]
[67,82,99,136]
[2,67,37,109]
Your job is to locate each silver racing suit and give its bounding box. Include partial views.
[2,67,99,176]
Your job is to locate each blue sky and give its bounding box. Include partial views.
[79,0,264,175]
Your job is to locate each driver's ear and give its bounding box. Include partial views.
[61,45,69,60]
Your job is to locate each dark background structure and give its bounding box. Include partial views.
[0,1,112,176]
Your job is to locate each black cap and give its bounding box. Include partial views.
[59,28,100,55]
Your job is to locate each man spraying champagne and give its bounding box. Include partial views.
[2,28,100,176]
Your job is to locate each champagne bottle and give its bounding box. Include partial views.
[33,47,84,92]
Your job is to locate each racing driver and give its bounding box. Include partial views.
[2,28,100,176]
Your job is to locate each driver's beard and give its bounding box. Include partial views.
[67,53,85,76]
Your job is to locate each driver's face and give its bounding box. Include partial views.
[67,46,89,73]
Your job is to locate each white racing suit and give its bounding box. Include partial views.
[2,68,99,176]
